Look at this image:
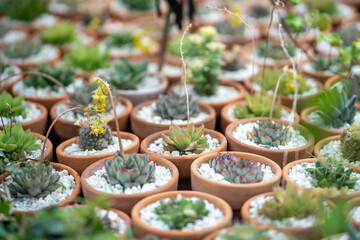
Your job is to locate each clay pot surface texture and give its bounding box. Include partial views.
[243,78,323,113]
[191,151,281,210]
[220,100,300,133]
[140,128,228,179]
[225,117,315,168]
[167,80,246,115]
[131,99,216,140]
[34,133,53,162]
[283,158,360,199]
[313,135,341,159]
[241,192,321,240]
[13,162,81,214]
[0,72,22,93]
[56,131,139,174]
[50,97,132,140]
[131,190,232,240]
[81,154,179,215]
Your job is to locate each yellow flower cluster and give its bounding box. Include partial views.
[285,68,303,92]
[230,6,242,27]
[132,29,155,54]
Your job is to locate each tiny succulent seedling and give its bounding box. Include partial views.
[222,224,270,240]
[340,124,360,163]
[106,31,133,48]
[303,0,339,16]
[7,161,60,198]
[257,42,296,60]
[154,194,209,230]
[250,120,288,148]
[0,0,48,21]
[121,0,155,11]
[0,91,26,118]
[162,123,208,154]
[210,153,264,184]
[105,152,155,189]
[306,157,358,190]
[155,92,199,121]
[3,40,42,60]
[39,20,76,45]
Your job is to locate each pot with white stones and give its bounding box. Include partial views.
[0,64,22,93]
[190,151,282,210]
[50,97,132,140]
[56,131,140,175]
[348,197,360,230]
[225,117,315,168]
[0,161,81,214]
[147,59,182,86]
[167,80,246,115]
[33,133,53,162]
[81,153,179,215]
[0,29,27,48]
[140,128,227,179]
[220,100,301,133]
[283,158,360,198]
[130,99,216,140]
[131,191,232,240]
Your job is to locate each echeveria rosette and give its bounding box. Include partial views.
[250,121,289,148]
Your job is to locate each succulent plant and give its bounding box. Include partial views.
[0,0,48,21]
[167,35,190,57]
[154,195,209,230]
[250,120,289,148]
[154,93,199,120]
[340,124,360,163]
[105,152,155,188]
[0,91,26,118]
[210,153,264,184]
[7,162,60,198]
[78,125,113,151]
[64,44,110,72]
[3,40,42,60]
[221,224,270,240]
[106,31,133,48]
[23,64,75,90]
[233,92,281,120]
[108,59,148,90]
[120,0,155,11]
[162,123,209,153]
[39,20,76,45]
[304,0,339,16]
[306,157,358,190]
[257,42,296,60]
[314,83,357,129]
[215,20,246,37]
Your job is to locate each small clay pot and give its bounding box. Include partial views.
[56,131,140,175]
[140,129,228,179]
[131,190,232,240]
[167,80,246,115]
[324,75,342,91]
[313,135,341,159]
[243,78,323,113]
[220,100,301,133]
[50,97,132,140]
[81,154,179,215]
[283,158,360,198]
[241,192,321,240]
[0,66,22,93]
[299,60,334,83]
[225,117,315,168]
[191,151,281,210]
[34,133,53,162]
[108,44,160,63]
[130,100,216,140]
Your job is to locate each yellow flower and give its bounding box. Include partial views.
[230,6,242,27]
[355,38,360,47]
[199,26,217,38]
[134,37,155,54]
[132,29,146,41]
[100,95,106,106]
[90,126,99,136]
[286,82,295,92]
[93,94,99,103]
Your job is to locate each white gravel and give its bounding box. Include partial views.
[147,134,220,156]
[140,194,224,231]
[148,62,181,78]
[0,30,27,46]
[249,48,305,65]
[86,163,171,194]
[288,162,360,194]
[13,78,83,97]
[221,63,259,82]
[63,136,133,156]
[56,101,126,122]
[3,45,58,64]
[350,206,360,223]
[95,208,128,234]
[320,140,360,166]
[316,41,339,57]
[198,162,275,184]
[31,13,59,28]
[25,138,46,160]
[231,121,308,150]
[215,227,289,240]
[172,84,240,103]
[307,111,360,130]
[136,102,209,125]
[0,168,75,211]
[0,65,21,86]
[0,101,41,127]
[248,195,317,228]
[227,105,295,123]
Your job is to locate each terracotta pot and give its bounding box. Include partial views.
[300,106,344,142]
[241,192,321,240]
[167,80,246,115]
[56,131,140,174]
[130,100,216,140]
[324,75,343,91]
[243,78,323,113]
[191,151,282,210]
[131,190,232,240]
[108,44,160,63]
[0,67,22,93]
[348,197,360,230]
[140,129,228,179]
[283,158,360,198]
[220,100,301,133]
[34,133,53,162]
[217,25,261,48]
[268,27,319,44]
[50,97,132,140]
[313,135,341,159]
[13,162,81,214]
[299,60,334,83]
[81,154,179,215]
[225,117,315,168]
[320,233,349,240]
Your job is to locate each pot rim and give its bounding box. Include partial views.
[313,135,341,158]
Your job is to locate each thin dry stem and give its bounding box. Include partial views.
[270,68,287,120]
